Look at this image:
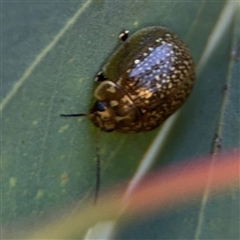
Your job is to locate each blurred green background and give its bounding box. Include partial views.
[2,0,239,239]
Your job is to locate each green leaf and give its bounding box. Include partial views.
[2,0,239,239]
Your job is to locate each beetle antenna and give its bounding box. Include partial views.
[93,129,101,205]
[60,112,101,204]
[60,113,87,117]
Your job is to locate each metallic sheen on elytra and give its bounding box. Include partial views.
[90,26,195,133]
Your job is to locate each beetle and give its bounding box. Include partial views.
[61,26,195,203]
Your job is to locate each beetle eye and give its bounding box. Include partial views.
[93,101,106,112]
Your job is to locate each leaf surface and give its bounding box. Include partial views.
[2,1,239,239]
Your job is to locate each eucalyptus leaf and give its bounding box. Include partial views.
[2,1,239,239]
